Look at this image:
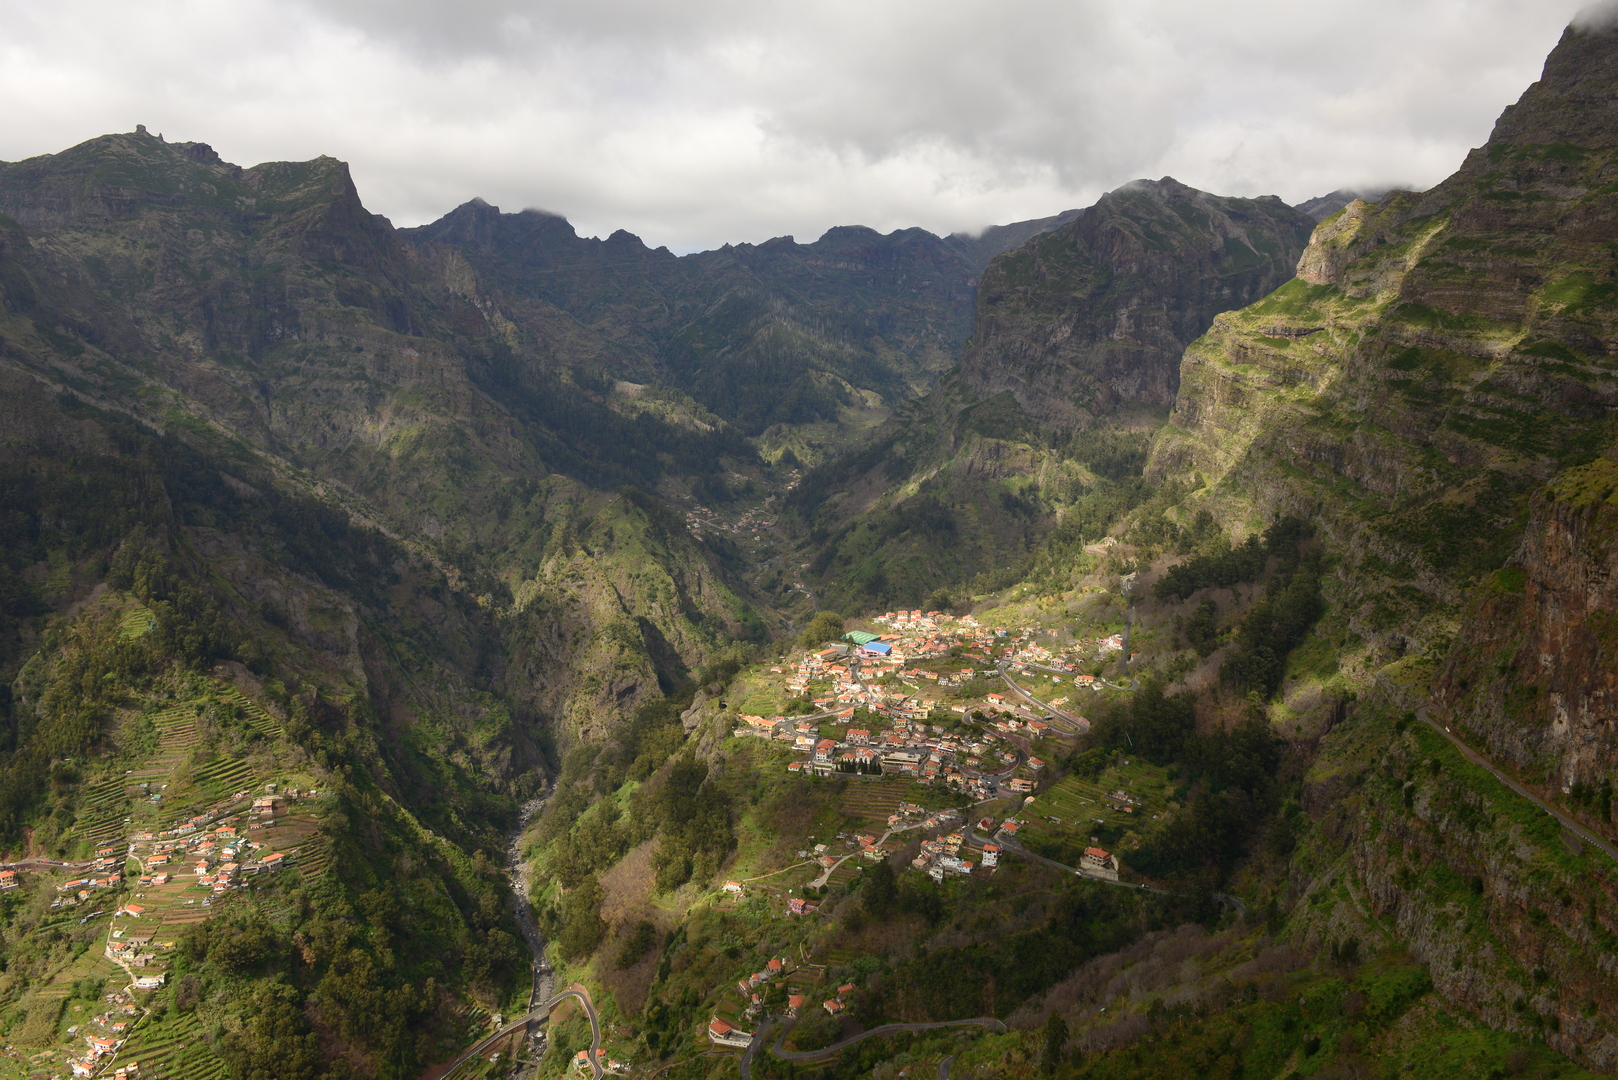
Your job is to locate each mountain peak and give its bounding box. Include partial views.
[1485,17,1618,148]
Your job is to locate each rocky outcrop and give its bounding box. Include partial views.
[1434,455,1618,801]
[958,177,1315,430]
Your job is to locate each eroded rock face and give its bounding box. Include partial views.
[1435,458,1618,802]
[958,177,1315,431]
[1149,20,1618,657]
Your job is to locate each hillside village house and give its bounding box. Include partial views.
[707,1016,753,1048]
[1082,846,1120,881]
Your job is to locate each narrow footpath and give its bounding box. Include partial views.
[1419,706,1618,866]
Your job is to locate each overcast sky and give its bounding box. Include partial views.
[0,0,1583,252]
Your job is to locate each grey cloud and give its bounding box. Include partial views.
[1573,0,1618,29]
[0,0,1584,252]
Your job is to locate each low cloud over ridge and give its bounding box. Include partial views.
[0,0,1578,251]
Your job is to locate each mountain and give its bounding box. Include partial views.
[788,178,1315,613]
[941,206,1087,273]
[1,15,1617,1079]
[1136,16,1618,1065]
[1292,187,1391,221]
[959,177,1316,428]
[405,202,976,445]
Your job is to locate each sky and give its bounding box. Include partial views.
[0,0,1585,252]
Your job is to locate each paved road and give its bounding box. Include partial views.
[938,1054,955,1079]
[739,1017,1005,1079]
[1419,706,1618,866]
[439,986,603,1079]
[994,662,1113,734]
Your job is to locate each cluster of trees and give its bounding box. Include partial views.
[866,885,1171,1022]
[1078,673,1289,885]
[166,829,525,1080]
[649,755,735,892]
[1153,517,1309,601]
[1220,547,1324,697]
[799,610,845,650]
[859,860,942,923]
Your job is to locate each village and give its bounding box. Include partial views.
[0,686,329,1080]
[728,607,1138,800]
[691,605,1148,1054]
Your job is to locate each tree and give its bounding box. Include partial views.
[799,611,845,650]
[559,876,608,959]
[862,860,897,913]
[1042,1011,1068,1074]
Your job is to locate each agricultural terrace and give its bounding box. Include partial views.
[0,674,333,1080]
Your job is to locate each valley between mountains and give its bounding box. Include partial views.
[1,14,1617,1080]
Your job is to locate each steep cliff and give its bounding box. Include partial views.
[788,178,1313,612]
[1433,456,1618,817]
[1150,20,1618,661]
[959,178,1315,430]
[1136,19,1618,1069]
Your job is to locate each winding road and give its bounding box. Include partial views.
[738,1016,1006,1080]
[994,662,1101,734]
[1418,706,1618,866]
[438,986,604,1080]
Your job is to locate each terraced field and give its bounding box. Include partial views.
[1015,763,1177,856]
[75,774,134,847]
[117,1011,230,1080]
[0,676,328,1078]
[117,605,156,640]
[213,685,283,741]
[32,950,123,1002]
[837,780,919,824]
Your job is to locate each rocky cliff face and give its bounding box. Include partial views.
[959,177,1315,431]
[1434,456,1618,808]
[1145,20,1618,1065]
[1151,20,1618,658]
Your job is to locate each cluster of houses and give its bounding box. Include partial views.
[571,1049,631,1073]
[65,991,149,1077]
[134,816,291,900]
[684,502,774,544]
[911,828,990,881]
[821,982,857,1017]
[735,956,795,1016]
[52,869,123,909]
